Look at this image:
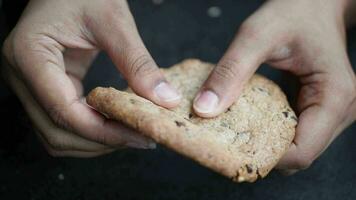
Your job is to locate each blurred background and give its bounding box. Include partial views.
[1,0,356,199]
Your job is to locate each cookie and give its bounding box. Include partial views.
[86,59,297,182]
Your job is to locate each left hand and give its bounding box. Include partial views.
[193,0,356,173]
[1,0,175,157]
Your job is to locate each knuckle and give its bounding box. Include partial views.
[1,38,14,78]
[2,33,22,66]
[47,106,68,129]
[46,102,76,131]
[128,53,158,79]
[99,1,134,27]
[11,33,25,54]
[2,37,12,61]
[238,20,259,40]
[105,1,125,14]
[11,31,31,57]
[83,1,134,33]
[214,59,239,80]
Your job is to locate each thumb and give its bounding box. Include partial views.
[276,68,356,170]
[88,3,180,108]
[193,24,272,117]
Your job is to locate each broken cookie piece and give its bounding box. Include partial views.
[87,59,297,182]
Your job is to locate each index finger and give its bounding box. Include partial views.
[193,24,271,118]
[4,32,153,148]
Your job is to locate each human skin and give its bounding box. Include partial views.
[2,0,356,174]
[193,0,356,173]
[2,0,181,157]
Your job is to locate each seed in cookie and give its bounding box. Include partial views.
[129,99,136,104]
[282,111,289,118]
[174,120,186,127]
[245,164,253,174]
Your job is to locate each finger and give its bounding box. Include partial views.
[63,49,99,96]
[276,80,354,170]
[33,127,114,153]
[87,2,180,108]
[193,24,272,117]
[49,149,115,158]
[276,107,335,170]
[278,169,298,176]
[6,63,154,150]
[41,137,116,158]
[3,36,155,149]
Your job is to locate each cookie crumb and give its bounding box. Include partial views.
[207,6,221,18]
[237,176,245,182]
[58,173,64,181]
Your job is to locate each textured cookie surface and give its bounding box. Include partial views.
[87,59,297,182]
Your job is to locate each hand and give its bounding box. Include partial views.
[193,0,356,172]
[2,0,181,157]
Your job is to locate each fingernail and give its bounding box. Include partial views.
[126,141,157,149]
[193,90,219,114]
[154,82,181,102]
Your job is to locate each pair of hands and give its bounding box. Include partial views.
[2,0,356,173]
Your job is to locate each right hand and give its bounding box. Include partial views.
[2,0,181,157]
[193,0,356,172]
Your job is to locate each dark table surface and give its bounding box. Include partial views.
[1,0,356,199]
